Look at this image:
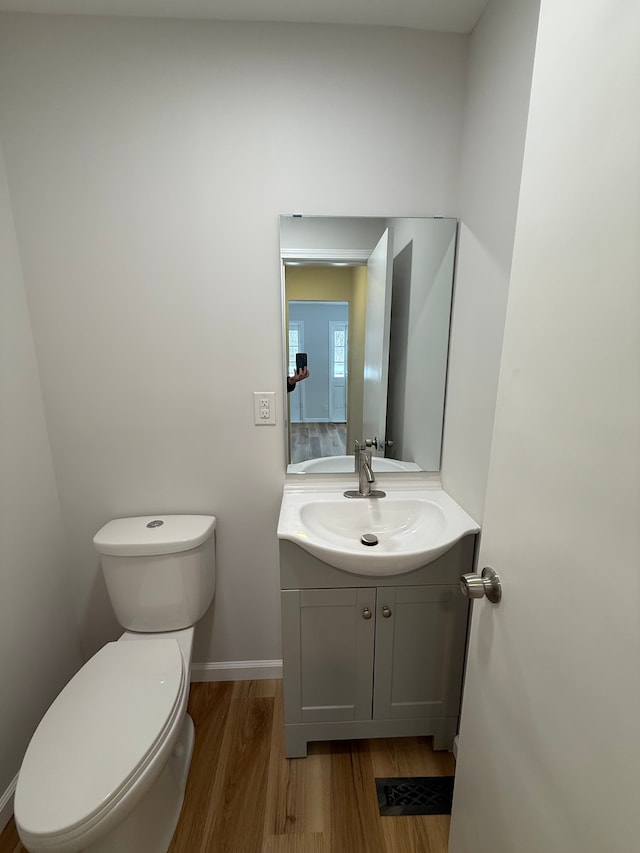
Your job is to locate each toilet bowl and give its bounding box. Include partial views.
[14,515,216,853]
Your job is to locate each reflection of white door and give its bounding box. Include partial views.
[362,228,393,455]
[449,5,639,851]
[287,321,304,423]
[328,320,348,422]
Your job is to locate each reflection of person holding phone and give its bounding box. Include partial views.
[287,353,310,393]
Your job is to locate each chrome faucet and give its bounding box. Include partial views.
[358,447,375,496]
[344,441,386,499]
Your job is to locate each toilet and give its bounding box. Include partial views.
[14,514,216,853]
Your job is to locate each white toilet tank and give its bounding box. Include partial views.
[94,515,216,632]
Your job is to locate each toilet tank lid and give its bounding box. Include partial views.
[93,514,216,556]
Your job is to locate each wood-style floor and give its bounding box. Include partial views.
[290,422,347,463]
[0,680,454,853]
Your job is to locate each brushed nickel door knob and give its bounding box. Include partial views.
[460,567,502,604]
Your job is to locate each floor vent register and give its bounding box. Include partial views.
[375,776,455,816]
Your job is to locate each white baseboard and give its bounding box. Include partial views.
[190,660,283,682]
[0,772,18,834]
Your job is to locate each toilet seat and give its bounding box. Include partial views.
[15,639,185,851]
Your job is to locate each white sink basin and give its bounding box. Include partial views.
[277,483,480,576]
[287,455,421,474]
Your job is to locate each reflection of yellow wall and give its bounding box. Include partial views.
[285,265,367,453]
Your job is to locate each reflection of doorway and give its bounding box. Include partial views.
[284,264,367,460]
[288,301,348,423]
[288,300,349,465]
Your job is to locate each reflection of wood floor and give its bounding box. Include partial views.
[290,422,347,463]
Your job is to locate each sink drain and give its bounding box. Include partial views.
[361,533,379,546]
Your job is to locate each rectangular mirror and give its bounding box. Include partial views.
[280,215,457,474]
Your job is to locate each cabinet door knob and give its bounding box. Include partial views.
[382,605,392,618]
[362,607,372,620]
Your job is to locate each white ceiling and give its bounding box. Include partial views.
[0,0,490,34]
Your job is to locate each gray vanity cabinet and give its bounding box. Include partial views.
[279,536,476,758]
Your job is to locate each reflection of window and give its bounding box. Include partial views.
[288,325,301,375]
[333,330,345,378]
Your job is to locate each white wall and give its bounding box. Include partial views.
[0,140,82,824]
[0,14,468,666]
[441,0,540,522]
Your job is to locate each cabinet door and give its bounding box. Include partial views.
[373,585,469,721]
[281,587,376,724]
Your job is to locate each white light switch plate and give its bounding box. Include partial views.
[253,391,276,425]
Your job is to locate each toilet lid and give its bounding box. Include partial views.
[15,639,184,838]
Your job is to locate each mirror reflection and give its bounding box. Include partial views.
[280,216,457,474]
